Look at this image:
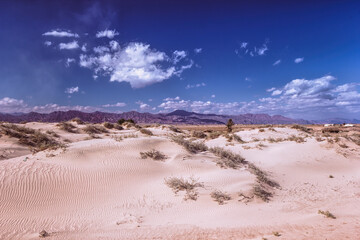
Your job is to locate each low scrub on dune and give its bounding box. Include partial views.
[247,163,279,188]
[253,184,273,202]
[318,210,336,219]
[0,124,63,152]
[171,135,208,153]
[209,147,245,169]
[165,177,204,201]
[322,127,340,134]
[210,190,231,205]
[140,149,167,161]
[83,125,109,134]
[71,117,84,125]
[140,128,153,136]
[292,124,312,133]
[192,130,207,139]
[208,131,221,139]
[46,130,60,138]
[168,125,183,133]
[57,122,78,133]
[287,135,306,143]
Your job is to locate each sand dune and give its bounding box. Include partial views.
[0,123,359,239]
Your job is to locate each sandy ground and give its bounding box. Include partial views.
[0,123,359,239]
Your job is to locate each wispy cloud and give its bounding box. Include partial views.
[96,29,119,39]
[173,50,187,63]
[273,59,281,66]
[43,30,79,38]
[65,58,76,67]
[102,102,126,107]
[236,39,269,57]
[294,57,304,63]
[59,41,79,50]
[65,86,79,94]
[44,41,52,46]
[185,82,206,89]
[194,48,202,54]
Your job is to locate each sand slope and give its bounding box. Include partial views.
[0,124,359,239]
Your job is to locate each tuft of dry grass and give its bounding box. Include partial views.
[103,122,115,129]
[171,135,208,153]
[232,134,247,143]
[287,135,305,143]
[83,125,109,134]
[140,128,153,136]
[165,177,204,201]
[140,149,167,161]
[248,163,279,188]
[259,129,265,132]
[210,190,231,205]
[192,130,207,139]
[71,117,84,124]
[272,231,281,237]
[209,147,245,169]
[57,122,78,133]
[322,127,340,134]
[169,125,183,133]
[46,130,59,138]
[253,184,273,202]
[208,131,221,139]
[318,210,336,219]
[292,124,312,133]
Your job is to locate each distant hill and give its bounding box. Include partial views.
[0,110,313,124]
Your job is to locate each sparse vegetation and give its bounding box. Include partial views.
[103,122,115,129]
[192,130,207,138]
[46,130,59,138]
[322,127,340,134]
[273,231,281,237]
[140,128,153,136]
[39,230,49,238]
[232,134,246,143]
[287,135,305,143]
[318,210,336,219]
[209,147,245,169]
[83,125,109,134]
[169,125,182,133]
[259,129,265,132]
[71,117,84,125]
[140,149,167,161]
[171,135,208,153]
[292,124,312,133]
[118,118,135,125]
[57,122,78,133]
[165,177,204,201]
[226,119,235,133]
[253,184,273,202]
[210,190,231,205]
[208,131,221,139]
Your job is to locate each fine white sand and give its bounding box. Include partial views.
[0,123,359,239]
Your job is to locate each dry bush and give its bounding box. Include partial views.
[268,127,277,132]
[123,133,138,139]
[0,124,62,152]
[287,135,305,143]
[71,117,84,124]
[318,210,336,219]
[165,177,204,201]
[346,133,360,145]
[140,149,167,161]
[169,125,183,133]
[171,135,208,153]
[322,127,340,133]
[208,131,221,139]
[259,129,265,132]
[292,124,312,133]
[46,130,59,138]
[267,137,284,143]
[83,125,109,134]
[338,143,348,148]
[248,163,279,188]
[272,231,281,237]
[253,184,273,202]
[252,137,260,142]
[57,122,78,133]
[316,136,324,142]
[113,124,124,130]
[209,147,245,169]
[256,143,267,149]
[232,134,246,143]
[103,122,115,129]
[192,130,207,138]
[140,128,153,136]
[210,190,231,205]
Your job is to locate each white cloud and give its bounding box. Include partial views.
[185,82,206,89]
[43,30,79,38]
[109,40,120,51]
[135,101,151,111]
[65,86,79,94]
[102,102,126,107]
[194,48,202,54]
[65,58,76,67]
[245,77,251,82]
[59,41,79,50]
[44,41,52,46]
[236,40,269,57]
[266,87,276,92]
[164,96,180,101]
[93,46,110,54]
[294,57,304,63]
[0,97,27,113]
[81,44,87,52]
[240,42,248,48]
[79,42,191,88]
[273,59,281,66]
[173,50,187,63]
[211,94,216,98]
[96,29,119,39]
[272,90,282,96]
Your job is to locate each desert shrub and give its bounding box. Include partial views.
[253,184,273,202]
[273,231,281,237]
[57,122,78,133]
[292,124,312,133]
[103,122,115,129]
[233,134,246,143]
[322,127,340,134]
[71,117,84,124]
[226,119,234,133]
[165,177,204,201]
[46,130,59,138]
[287,135,305,143]
[318,210,336,219]
[267,137,284,143]
[118,118,135,125]
[140,149,166,161]
[140,128,153,136]
[248,163,279,188]
[113,124,123,130]
[209,147,245,169]
[316,137,324,142]
[256,143,267,149]
[169,125,182,133]
[39,230,49,238]
[338,143,348,148]
[192,130,207,138]
[208,131,221,139]
[171,135,208,153]
[210,190,231,205]
[83,125,109,134]
[259,129,265,132]
[123,133,138,138]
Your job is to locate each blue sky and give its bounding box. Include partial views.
[0,1,359,120]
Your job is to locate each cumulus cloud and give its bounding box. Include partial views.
[135,101,151,111]
[96,29,119,39]
[240,42,248,48]
[272,90,282,96]
[102,102,126,107]
[266,87,276,92]
[294,57,304,63]
[211,94,216,98]
[44,41,52,46]
[81,44,87,52]
[59,41,79,50]
[173,50,187,63]
[194,48,202,54]
[185,82,206,89]
[79,42,192,88]
[65,86,79,94]
[0,97,27,113]
[43,30,79,38]
[273,59,281,66]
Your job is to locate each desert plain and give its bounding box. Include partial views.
[0,121,359,239]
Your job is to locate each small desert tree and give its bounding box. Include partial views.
[226,119,234,133]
